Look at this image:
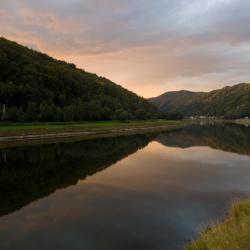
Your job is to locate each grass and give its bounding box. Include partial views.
[0,119,187,136]
[186,198,250,250]
[0,119,188,148]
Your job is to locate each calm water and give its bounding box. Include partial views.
[0,124,250,250]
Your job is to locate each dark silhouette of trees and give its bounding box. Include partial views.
[0,38,169,122]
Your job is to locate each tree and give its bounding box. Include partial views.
[118,110,129,122]
[39,103,61,121]
[63,105,75,121]
[26,102,37,121]
[4,106,24,122]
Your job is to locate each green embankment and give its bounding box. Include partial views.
[0,120,188,147]
[0,120,184,136]
[186,198,250,250]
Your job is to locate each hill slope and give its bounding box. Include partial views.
[149,84,250,118]
[0,38,158,122]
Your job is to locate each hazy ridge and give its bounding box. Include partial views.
[149,83,250,118]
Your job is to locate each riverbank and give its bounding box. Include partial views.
[0,120,188,147]
[234,118,250,126]
[186,198,250,250]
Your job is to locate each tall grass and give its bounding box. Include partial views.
[186,198,250,250]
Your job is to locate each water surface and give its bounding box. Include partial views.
[0,124,249,250]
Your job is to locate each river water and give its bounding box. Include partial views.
[0,124,249,250]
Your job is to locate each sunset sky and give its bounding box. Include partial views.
[1,0,250,97]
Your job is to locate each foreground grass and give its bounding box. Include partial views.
[186,198,250,250]
[0,120,186,137]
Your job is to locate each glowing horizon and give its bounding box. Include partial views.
[1,0,250,98]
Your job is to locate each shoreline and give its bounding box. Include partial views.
[234,118,250,126]
[0,120,188,148]
[186,197,250,250]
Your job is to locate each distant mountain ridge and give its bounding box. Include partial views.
[149,83,250,118]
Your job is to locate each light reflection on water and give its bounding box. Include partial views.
[0,124,249,250]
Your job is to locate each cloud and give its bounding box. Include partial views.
[0,0,250,97]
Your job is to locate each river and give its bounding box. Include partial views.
[0,124,249,250]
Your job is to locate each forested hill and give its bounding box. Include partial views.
[0,37,158,122]
[149,83,250,118]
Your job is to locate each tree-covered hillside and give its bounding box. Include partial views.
[0,38,159,122]
[149,84,250,118]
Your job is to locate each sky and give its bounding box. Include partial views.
[1,0,250,98]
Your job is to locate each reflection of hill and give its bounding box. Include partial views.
[0,134,154,216]
[157,124,250,155]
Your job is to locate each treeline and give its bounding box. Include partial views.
[0,38,181,122]
[160,112,183,120]
[0,100,157,122]
[0,101,183,122]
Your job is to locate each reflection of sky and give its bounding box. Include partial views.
[0,141,250,250]
[85,142,250,193]
[149,143,250,168]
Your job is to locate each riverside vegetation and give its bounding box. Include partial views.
[186,198,250,250]
[0,120,187,147]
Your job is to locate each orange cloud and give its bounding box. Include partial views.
[0,0,250,97]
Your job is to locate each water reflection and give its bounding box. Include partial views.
[0,124,249,250]
[0,134,154,216]
[157,124,250,155]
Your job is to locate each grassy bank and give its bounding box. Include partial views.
[0,120,186,136]
[0,120,189,147]
[186,198,250,250]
